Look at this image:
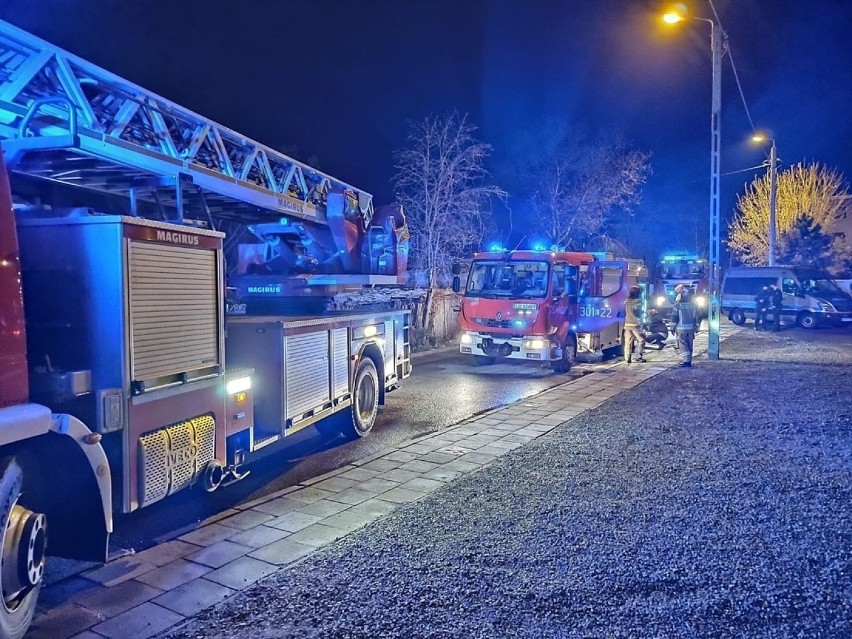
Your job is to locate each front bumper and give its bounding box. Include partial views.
[818,311,852,325]
[459,332,556,361]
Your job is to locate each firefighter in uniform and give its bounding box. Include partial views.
[672,284,698,368]
[623,285,646,363]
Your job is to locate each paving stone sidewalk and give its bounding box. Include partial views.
[28,327,730,639]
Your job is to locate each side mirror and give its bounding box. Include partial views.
[451,262,461,276]
[452,275,461,293]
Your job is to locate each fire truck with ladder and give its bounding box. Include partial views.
[453,248,646,370]
[0,20,411,638]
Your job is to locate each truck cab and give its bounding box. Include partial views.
[651,253,709,317]
[454,250,592,372]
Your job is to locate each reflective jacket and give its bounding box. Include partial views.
[624,298,643,328]
[672,300,698,332]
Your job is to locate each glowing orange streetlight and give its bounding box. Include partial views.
[661,3,688,24]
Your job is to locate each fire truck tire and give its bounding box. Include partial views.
[473,356,495,366]
[729,309,746,326]
[551,335,577,373]
[0,459,44,639]
[351,358,380,437]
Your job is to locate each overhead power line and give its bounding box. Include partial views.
[709,0,756,132]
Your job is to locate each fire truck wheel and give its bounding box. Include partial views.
[551,335,577,374]
[351,358,380,437]
[0,459,44,639]
[473,356,495,366]
[729,309,746,326]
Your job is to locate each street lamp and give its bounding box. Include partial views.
[662,4,726,360]
[751,133,778,266]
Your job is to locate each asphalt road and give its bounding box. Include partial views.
[106,348,614,552]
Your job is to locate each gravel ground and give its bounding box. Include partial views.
[164,326,852,639]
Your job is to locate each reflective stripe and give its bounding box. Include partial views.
[673,302,698,331]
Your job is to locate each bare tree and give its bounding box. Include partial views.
[393,113,505,344]
[728,162,849,265]
[521,123,650,250]
[394,112,505,287]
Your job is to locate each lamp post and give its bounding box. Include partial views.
[751,134,778,266]
[662,7,725,360]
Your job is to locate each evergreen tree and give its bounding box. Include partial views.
[777,215,836,269]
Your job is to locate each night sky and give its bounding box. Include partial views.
[3,0,851,261]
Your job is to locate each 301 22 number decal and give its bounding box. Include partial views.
[579,305,612,318]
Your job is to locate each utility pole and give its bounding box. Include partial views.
[707,20,724,360]
[767,140,778,266]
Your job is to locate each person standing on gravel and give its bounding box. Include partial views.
[769,284,783,331]
[623,285,646,364]
[671,285,698,368]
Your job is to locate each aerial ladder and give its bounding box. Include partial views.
[0,20,409,311]
[0,21,412,639]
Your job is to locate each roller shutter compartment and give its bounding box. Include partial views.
[285,331,331,421]
[129,242,221,383]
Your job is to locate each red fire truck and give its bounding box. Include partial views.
[453,249,643,371]
[0,20,410,637]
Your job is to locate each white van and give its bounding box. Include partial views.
[721,266,852,329]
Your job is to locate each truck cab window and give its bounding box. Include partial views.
[552,264,566,296]
[600,267,623,297]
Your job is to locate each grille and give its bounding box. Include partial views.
[137,414,216,507]
[473,317,514,329]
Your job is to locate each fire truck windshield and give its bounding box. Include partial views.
[657,260,705,279]
[466,260,550,299]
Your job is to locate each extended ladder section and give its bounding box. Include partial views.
[0,19,374,228]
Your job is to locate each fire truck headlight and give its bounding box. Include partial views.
[695,295,707,308]
[524,338,546,349]
[656,296,666,307]
[226,376,252,395]
[460,333,474,345]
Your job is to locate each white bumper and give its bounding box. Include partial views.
[459,331,556,361]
